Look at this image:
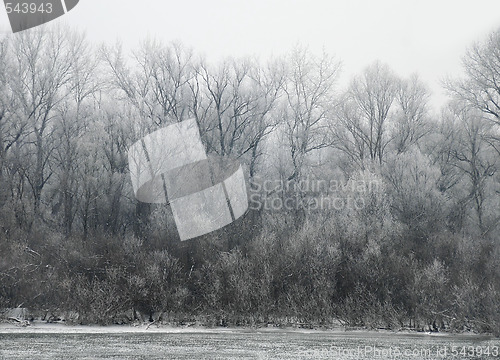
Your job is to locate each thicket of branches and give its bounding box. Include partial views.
[0,26,499,334]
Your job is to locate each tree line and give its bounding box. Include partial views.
[0,25,499,334]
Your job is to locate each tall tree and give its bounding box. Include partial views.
[444,103,497,235]
[102,40,196,127]
[393,74,432,154]
[445,29,500,124]
[335,61,398,169]
[281,47,341,181]
[9,27,82,224]
[51,31,101,235]
[196,57,283,176]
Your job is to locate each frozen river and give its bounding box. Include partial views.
[0,325,498,359]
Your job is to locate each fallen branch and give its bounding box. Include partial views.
[146,320,156,330]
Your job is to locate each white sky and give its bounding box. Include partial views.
[2,0,500,110]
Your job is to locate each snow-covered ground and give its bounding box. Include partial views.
[0,323,497,360]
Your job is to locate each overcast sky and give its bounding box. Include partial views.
[2,0,500,110]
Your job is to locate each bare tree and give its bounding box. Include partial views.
[393,74,432,154]
[281,47,341,181]
[444,102,497,235]
[102,40,198,241]
[9,26,82,223]
[0,36,27,191]
[196,57,283,177]
[445,29,500,123]
[51,32,101,235]
[102,40,196,126]
[335,61,398,169]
